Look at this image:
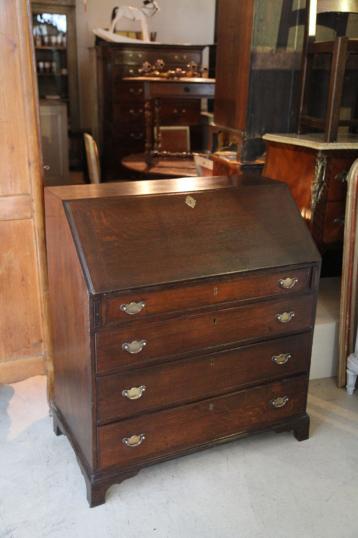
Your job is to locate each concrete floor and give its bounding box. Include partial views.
[1,376,358,538]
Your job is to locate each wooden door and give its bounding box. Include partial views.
[0,0,50,383]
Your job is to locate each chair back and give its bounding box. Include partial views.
[84,133,101,184]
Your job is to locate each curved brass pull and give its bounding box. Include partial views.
[270,396,289,408]
[272,353,292,366]
[129,87,143,95]
[122,385,146,400]
[130,132,144,140]
[122,434,146,448]
[279,277,298,289]
[120,301,146,316]
[122,340,147,354]
[276,311,295,324]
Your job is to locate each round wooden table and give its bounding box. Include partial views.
[122,153,197,178]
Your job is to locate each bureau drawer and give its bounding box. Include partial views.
[97,375,308,469]
[97,333,312,422]
[99,267,313,327]
[95,294,315,374]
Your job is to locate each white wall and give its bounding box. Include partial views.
[84,0,215,44]
[76,0,216,129]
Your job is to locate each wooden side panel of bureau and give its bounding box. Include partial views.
[45,176,320,507]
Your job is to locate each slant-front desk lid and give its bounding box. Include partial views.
[59,176,320,294]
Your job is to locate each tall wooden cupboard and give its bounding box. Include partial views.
[0,0,49,383]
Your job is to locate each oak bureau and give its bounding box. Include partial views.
[45,175,320,507]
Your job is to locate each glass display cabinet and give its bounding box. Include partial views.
[31,1,79,183]
[31,1,79,130]
[32,11,69,104]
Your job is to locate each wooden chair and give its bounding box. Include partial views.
[155,126,191,153]
[298,0,358,142]
[83,133,101,184]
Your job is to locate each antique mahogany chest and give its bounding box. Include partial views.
[45,176,320,507]
[263,133,358,251]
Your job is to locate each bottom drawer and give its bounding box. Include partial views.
[98,376,308,470]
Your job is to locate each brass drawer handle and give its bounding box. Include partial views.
[120,301,145,316]
[129,109,144,117]
[122,385,146,400]
[272,353,292,366]
[270,396,289,408]
[276,311,295,323]
[122,339,147,354]
[130,132,144,140]
[122,433,146,448]
[279,277,298,289]
[129,87,143,95]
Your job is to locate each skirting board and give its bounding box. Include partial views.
[0,356,46,384]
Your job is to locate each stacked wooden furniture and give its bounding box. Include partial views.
[45,176,320,507]
[95,42,206,179]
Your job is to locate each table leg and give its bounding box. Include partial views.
[154,98,161,155]
[144,99,153,167]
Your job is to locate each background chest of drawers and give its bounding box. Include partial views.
[45,175,320,507]
[95,42,206,179]
[263,133,358,252]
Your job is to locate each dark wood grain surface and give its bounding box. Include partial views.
[45,190,94,469]
[99,265,313,327]
[65,182,320,293]
[98,376,308,469]
[95,294,315,374]
[214,0,254,131]
[97,332,312,422]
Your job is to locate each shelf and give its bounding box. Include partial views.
[35,46,67,51]
[40,97,69,102]
[37,72,68,77]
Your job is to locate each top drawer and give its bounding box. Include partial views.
[99,266,313,327]
[110,49,203,67]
